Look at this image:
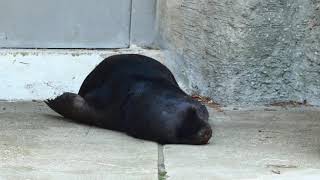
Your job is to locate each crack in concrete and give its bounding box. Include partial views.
[158,144,167,180]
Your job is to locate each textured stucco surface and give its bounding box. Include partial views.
[157,0,320,106]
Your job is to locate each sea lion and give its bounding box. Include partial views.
[45,54,212,145]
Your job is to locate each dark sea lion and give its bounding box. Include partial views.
[45,54,212,145]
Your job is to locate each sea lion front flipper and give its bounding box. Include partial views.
[45,92,99,125]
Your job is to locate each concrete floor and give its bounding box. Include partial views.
[0,102,320,180]
[164,106,320,180]
[0,102,158,180]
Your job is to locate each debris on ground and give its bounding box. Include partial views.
[264,108,278,111]
[271,169,281,175]
[269,100,312,107]
[267,164,298,175]
[191,94,223,112]
[266,164,298,169]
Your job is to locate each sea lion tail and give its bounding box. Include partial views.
[45,92,97,125]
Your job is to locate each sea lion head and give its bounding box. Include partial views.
[124,83,212,145]
[153,95,212,145]
[173,100,212,145]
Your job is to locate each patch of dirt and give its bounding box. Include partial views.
[191,95,223,112]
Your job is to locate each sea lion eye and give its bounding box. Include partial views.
[197,105,209,120]
[161,111,168,116]
[175,108,200,137]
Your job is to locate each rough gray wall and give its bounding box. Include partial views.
[157,0,320,106]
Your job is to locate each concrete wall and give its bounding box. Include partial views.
[0,0,131,48]
[157,0,320,106]
[0,0,157,49]
[0,49,164,101]
[130,0,158,48]
[0,1,158,101]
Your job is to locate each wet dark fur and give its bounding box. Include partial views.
[45,54,212,145]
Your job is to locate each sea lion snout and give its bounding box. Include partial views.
[196,125,212,144]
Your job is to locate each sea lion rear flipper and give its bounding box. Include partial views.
[45,92,98,125]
